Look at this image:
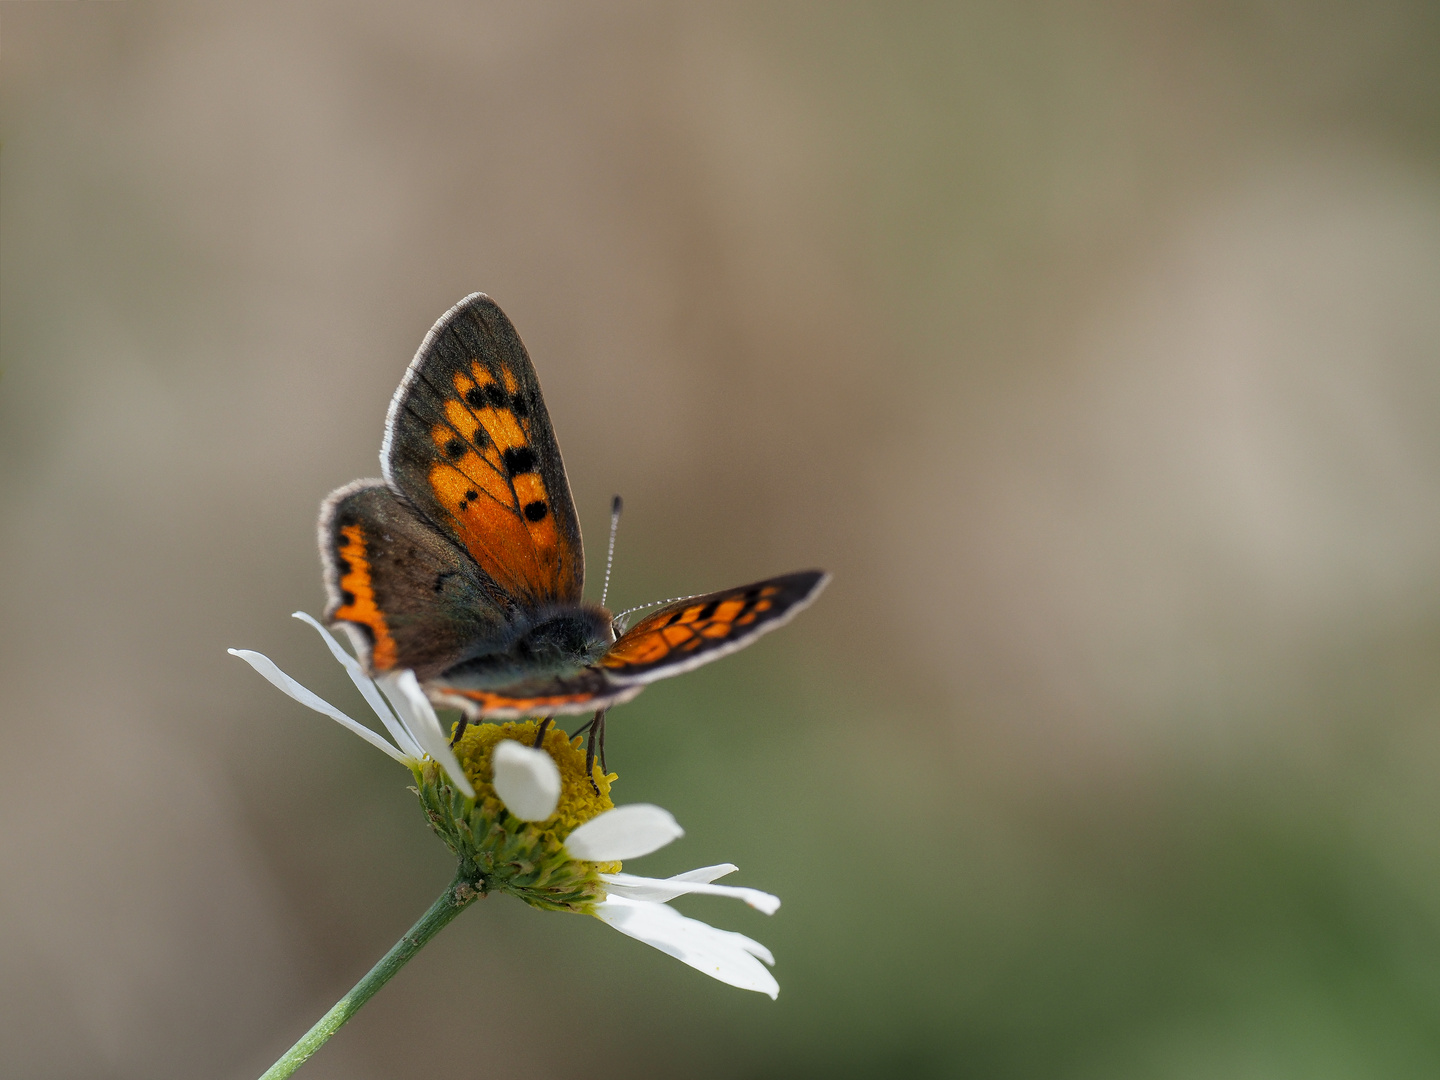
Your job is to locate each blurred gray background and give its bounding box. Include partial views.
[5,2,1440,1077]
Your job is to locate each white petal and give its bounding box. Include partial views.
[492,739,561,821]
[228,648,408,764]
[378,671,475,799]
[565,804,683,861]
[290,612,423,760]
[593,896,778,998]
[668,864,740,883]
[600,869,780,914]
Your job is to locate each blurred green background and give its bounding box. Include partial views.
[5,2,1440,1077]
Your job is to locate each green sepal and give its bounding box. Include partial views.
[411,761,605,913]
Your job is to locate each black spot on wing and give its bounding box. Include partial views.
[457,374,510,411]
[503,446,538,476]
[523,500,549,522]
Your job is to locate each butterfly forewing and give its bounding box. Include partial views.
[320,480,510,677]
[382,294,584,609]
[601,570,830,684]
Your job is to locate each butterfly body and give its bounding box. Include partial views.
[438,603,614,687]
[321,294,827,720]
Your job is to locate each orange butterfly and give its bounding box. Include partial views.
[320,294,827,765]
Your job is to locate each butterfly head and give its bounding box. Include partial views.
[512,603,616,667]
[436,601,615,690]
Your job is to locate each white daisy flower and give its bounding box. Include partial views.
[231,613,781,998]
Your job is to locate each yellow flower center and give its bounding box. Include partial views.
[450,718,617,835]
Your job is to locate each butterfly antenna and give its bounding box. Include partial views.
[599,494,623,609]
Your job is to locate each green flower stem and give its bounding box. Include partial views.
[258,871,481,1080]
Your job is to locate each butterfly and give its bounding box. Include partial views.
[320,293,828,762]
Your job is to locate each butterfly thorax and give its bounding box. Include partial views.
[435,603,614,690]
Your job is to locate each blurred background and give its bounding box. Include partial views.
[4,2,1440,1077]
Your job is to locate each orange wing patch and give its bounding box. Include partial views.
[602,587,780,672]
[331,524,399,670]
[433,678,644,718]
[423,361,566,600]
[451,688,599,713]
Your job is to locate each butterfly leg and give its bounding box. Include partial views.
[570,715,597,739]
[583,709,608,794]
[449,714,470,747]
[532,716,553,748]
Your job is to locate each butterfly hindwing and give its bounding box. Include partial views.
[430,671,644,719]
[600,570,830,684]
[382,294,584,610]
[320,480,511,678]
